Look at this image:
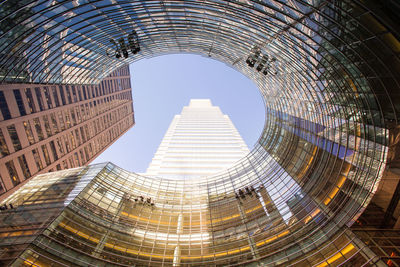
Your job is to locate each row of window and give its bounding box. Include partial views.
[108,65,130,77]
[0,78,131,120]
[1,115,134,192]
[0,95,132,158]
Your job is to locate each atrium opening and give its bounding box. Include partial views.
[0,1,399,266]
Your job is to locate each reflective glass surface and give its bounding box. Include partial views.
[0,0,399,266]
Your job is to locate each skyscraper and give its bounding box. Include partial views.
[0,0,399,266]
[0,65,134,197]
[145,99,249,179]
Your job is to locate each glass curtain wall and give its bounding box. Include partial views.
[0,162,388,266]
[0,0,398,266]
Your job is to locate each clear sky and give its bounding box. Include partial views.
[92,54,265,173]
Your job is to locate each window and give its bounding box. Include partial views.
[7,125,21,151]
[82,85,87,100]
[70,108,77,125]
[96,119,101,134]
[93,121,97,135]
[80,105,85,121]
[88,143,93,155]
[58,111,65,131]
[23,121,35,145]
[18,155,31,178]
[71,85,78,102]
[32,148,43,171]
[43,86,52,109]
[64,135,71,153]
[41,144,51,165]
[34,87,45,111]
[75,129,81,146]
[70,132,76,148]
[43,115,52,137]
[13,89,26,116]
[76,87,82,101]
[101,82,105,95]
[75,107,82,123]
[0,129,9,157]
[65,85,72,103]
[24,88,36,113]
[59,86,66,105]
[74,152,80,166]
[50,113,59,134]
[80,149,85,164]
[69,157,74,168]
[33,118,44,141]
[0,176,5,194]
[84,146,89,162]
[80,127,86,143]
[52,86,60,107]
[49,140,58,161]
[56,138,64,155]
[5,160,20,186]
[0,91,11,119]
[85,103,90,117]
[85,125,90,139]
[65,112,71,128]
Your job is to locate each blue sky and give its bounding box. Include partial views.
[92,54,265,173]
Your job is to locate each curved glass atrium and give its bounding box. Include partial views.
[0,0,399,266]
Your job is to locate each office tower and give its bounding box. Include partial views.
[0,65,134,197]
[145,99,249,179]
[0,0,399,266]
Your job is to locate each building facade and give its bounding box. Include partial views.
[0,161,388,266]
[145,99,249,179]
[0,0,399,266]
[0,65,134,197]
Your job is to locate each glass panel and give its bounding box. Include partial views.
[5,160,20,186]
[13,89,26,116]
[0,91,11,119]
[49,140,58,161]
[24,88,36,113]
[32,148,43,171]
[41,144,51,165]
[18,155,31,179]
[7,125,21,151]
[34,87,45,111]
[33,118,44,141]
[23,121,35,145]
[0,129,9,157]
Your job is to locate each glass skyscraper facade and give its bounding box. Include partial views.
[0,0,399,266]
[0,159,390,266]
[145,99,249,179]
[0,163,373,266]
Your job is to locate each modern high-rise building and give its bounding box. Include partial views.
[0,65,134,197]
[145,99,249,179]
[0,0,400,266]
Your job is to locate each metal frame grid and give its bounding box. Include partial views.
[0,0,399,266]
